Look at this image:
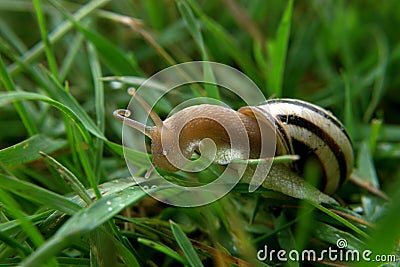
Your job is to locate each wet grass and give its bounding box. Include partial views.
[0,0,399,266]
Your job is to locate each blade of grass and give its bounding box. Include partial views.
[342,70,354,139]
[356,141,379,188]
[170,220,204,267]
[143,0,166,30]
[0,188,58,267]
[47,0,140,76]
[266,0,293,97]
[0,230,31,257]
[0,91,104,140]
[33,0,58,80]
[223,0,264,44]
[71,126,102,199]
[177,0,219,99]
[39,152,92,205]
[0,212,52,239]
[0,173,81,215]
[138,238,188,265]
[313,222,365,251]
[0,19,27,54]
[0,55,37,135]
[274,214,299,267]
[368,119,382,154]
[105,140,150,168]
[0,134,66,168]
[359,183,400,267]
[362,29,388,123]
[88,42,105,185]
[186,0,263,87]
[19,186,148,267]
[7,0,111,76]
[59,32,85,81]
[90,228,141,267]
[306,200,369,239]
[98,10,177,68]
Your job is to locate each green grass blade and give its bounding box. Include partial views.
[177,0,219,99]
[138,238,188,265]
[0,188,58,267]
[368,119,382,154]
[39,152,92,205]
[313,222,365,251]
[59,32,84,81]
[176,0,206,59]
[359,183,400,267]
[0,230,31,257]
[90,228,141,267]
[144,0,166,30]
[342,71,354,139]
[274,215,299,267]
[0,134,66,168]
[105,140,151,169]
[0,55,37,135]
[170,220,204,267]
[186,0,263,87]
[357,141,379,188]
[33,0,58,79]
[0,91,104,140]
[19,186,148,267]
[0,18,27,54]
[267,0,293,97]
[362,30,388,122]
[306,200,369,239]
[71,126,102,199]
[0,173,81,215]
[7,0,111,76]
[47,0,140,76]
[88,42,105,186]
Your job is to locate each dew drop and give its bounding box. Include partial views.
[108,207,113,212]
[110,81,123,89]
[106,200,112,205]
[151,185,157,189]
[143,185,149,190]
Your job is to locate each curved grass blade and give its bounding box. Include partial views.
[266,0,294,97]
[19,186,148,267]
[306,200,369,239]
[6,0,111,75]
[138,238,188,265]
[47,0,140,76]
[39,152,92,205]
[0,134,67,168]
[0,91,104,140]
[0,173,81,215]
[170,220,204,267]
[33,0,58,79]
[176,0,219,99]
[0,54,37,135]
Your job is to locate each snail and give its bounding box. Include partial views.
[114,89,353,204]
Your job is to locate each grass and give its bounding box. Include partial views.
[0,0,400,266]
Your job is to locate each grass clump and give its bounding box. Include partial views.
[0,1,399,266]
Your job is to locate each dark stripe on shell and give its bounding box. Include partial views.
[266,99,352,143]
[276,114,347,190]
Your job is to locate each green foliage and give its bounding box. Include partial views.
[0,0,399,266]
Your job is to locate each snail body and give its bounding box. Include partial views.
[114,91,353,204]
